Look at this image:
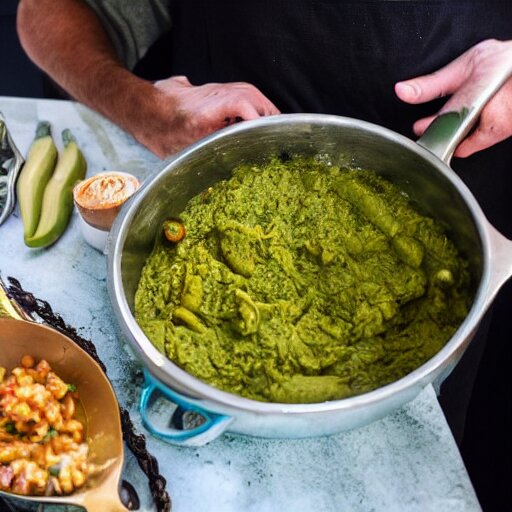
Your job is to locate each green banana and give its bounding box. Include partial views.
[16,121,58,240]
[26,129,87,248]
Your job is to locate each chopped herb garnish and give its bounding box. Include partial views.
[48,465,60,477]
[43,428,58,442]
[4,421,16,434]
[67,383,77,393]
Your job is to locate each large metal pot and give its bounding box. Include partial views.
[108,66,512,446]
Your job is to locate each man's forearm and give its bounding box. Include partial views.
[17,0,279,158]
[17,0,160,136]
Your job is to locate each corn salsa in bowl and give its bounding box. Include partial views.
[0,356,91,496]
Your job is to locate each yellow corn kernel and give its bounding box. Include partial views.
[16,373,34,387]
[31,444,46,467]
[46,372,68,400]
[44,444,60,468]
[11,402,32,421]
[51,435,74,454]
[44,444,60,467]
[44,401,61,423]
[63,420,83,434]
[71,468,85,488]
[21,355,35,369]
[58,466,73,494]
[62,395,75,420]
[35,359,50,381]
[15,420,31,433]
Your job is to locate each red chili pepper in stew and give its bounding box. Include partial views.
[163,219,186,243]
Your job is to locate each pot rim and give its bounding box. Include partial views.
[108,113,492,415]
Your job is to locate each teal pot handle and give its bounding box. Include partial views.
[139,369,233,446]
[417,43,512,164]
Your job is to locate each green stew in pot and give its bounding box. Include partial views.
[135,156,472,403]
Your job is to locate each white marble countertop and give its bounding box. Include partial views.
[0,97,482,512]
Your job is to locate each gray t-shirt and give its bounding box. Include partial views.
[82,0,172,69]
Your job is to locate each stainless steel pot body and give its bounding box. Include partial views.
[107,112,512,445]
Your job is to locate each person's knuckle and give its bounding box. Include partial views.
[471,38,503,63]
[475,38,501,51]
[235,82,259,95]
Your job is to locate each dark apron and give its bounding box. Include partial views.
[166,0,512,446]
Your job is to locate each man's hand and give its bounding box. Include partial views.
[136,76,280,158]
[395,39,512,158]
[17,0,279,159]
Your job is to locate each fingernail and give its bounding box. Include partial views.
[397,82,420,98]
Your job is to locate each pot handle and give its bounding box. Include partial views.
[481,221,512,310]
[417,44,512,164]
[139,369,234,446]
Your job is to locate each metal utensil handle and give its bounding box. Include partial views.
[139,369,233,446]
[418,44,512,163]
[0,112,24,226]
[415,46,512,305]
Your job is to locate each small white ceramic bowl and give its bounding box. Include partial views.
[77,214,109,253]
[74,171,140,253]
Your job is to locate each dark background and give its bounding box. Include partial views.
[0,0,44,98]
[1,1,509,511]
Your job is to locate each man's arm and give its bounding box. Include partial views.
[17,0,279,158]
[17,0,153,144]
[395,39,512,158]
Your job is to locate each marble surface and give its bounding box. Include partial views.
[0,97,482,512]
